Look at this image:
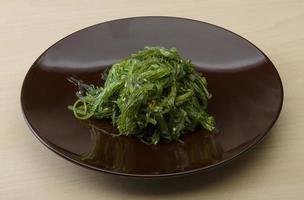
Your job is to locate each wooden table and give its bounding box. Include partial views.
[1,0,304,199]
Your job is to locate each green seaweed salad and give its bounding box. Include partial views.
[69,47,216,144]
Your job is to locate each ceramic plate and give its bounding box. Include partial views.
[21,17,283,177]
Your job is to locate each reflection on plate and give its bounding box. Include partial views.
[81,121,223,174]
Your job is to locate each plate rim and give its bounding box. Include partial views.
[20,16,284,178]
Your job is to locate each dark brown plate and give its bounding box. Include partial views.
[21,17,283,178]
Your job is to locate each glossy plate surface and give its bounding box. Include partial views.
[21,17,283,177]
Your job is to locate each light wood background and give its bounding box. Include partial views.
[1,0,304,199]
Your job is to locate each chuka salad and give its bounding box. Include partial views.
[69,47,216,144]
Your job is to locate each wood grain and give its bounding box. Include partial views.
[0,0,304,199]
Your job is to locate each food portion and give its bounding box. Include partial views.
[69,47,216,144]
